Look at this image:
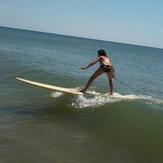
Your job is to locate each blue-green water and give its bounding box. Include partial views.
[0,26,163,163]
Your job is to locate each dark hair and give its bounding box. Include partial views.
[98,49,107,56]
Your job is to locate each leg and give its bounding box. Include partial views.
[107,70,113,95]
[81,68,104,93]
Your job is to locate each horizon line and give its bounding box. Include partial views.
[1,25,163,50]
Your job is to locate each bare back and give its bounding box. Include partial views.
[99,56,112,67]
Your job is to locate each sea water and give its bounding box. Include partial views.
[0,27,163,163]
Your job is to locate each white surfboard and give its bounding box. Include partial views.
[16,77,100,96]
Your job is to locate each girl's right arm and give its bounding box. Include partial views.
[81,57,99,70]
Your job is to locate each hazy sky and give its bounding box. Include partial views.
[0,0,163,48]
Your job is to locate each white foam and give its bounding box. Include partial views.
[72,92,163,109]
[72,93,120,109]
[51,91,63,98]
[50,87,163,109]
[110,92,152,100]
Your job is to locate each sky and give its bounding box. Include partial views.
[0,0,163,48]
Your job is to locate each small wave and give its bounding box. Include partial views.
[72,92,163,109]
[50,88,163,109]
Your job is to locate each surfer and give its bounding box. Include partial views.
[80,49,114,95]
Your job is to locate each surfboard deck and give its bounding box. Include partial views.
[16,77,100,96]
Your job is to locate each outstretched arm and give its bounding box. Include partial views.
[81,57,99,70]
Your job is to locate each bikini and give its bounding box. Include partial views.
[100,64,113,73]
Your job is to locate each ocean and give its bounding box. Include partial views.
[0,26,163,163]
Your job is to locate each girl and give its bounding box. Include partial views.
[81,49,114,95]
